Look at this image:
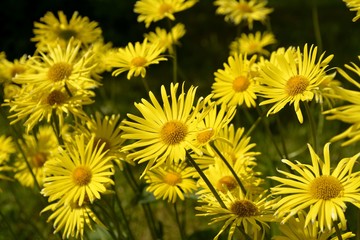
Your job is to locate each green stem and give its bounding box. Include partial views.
[333,221,343,240]
[173,203,185,240]
[311,0,323,53]
[209,141,247,195]
[141,77,150,93]
[304,101,317,152]
[94,201,122,240]
[275,116,289,160]
[167,19,177,84]
[244,115,261,138]
[185,150,226,209]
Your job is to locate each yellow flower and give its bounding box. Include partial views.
[257,44,334,123]
[273,211,355,240]
[14,125,58,187]
[212,53,259,107]
[134,0,198,28]
[108,38,167,80]
[32,11,103,51]
[196,190,275,240]
[270,143,360,232]
[41,135,114,206]
[343,0,360,21]
[144,23,186,54]
[145,161,197,203]
[0,54,31,84]
[41,199,105,239]
[214,0,273,29]
[0,135,15,164]
[121,82,210,175]
[229,31,276,56]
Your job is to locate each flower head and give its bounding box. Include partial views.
[257,44,334,123]
[134,0,198,28]
[270,142,360,231]
[108,38,167,80]
[41,135,114,206]
[212,53,259,107]
[343,0,360,21]
[229,31,276,56]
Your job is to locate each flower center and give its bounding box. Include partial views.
[32,152,47,168]
[159,3,173,15]
[160,120,188,145]
[72,166,92,186]
[230,199,258,217]
[47,62,73,82]
[58,29,78,41]
[216,175,238,193]
[131,57,148,67]
[236,3,253,13]
[232,76,250,92]
[46,90,67,106]
[309,175,343,200]
[286,75,309,96]
[196,128,214,144]
[164,172,182,186]
[94,137,111,153]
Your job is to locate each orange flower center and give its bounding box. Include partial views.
[286,75,309,96]
[72,166,92,186]
[309,176,343,200]
[159,3,173,15]
[32,152,47,168]
[230,199,258,217]
[160,120,188,145]
[164,172,182,186]
[48,62,73,82]
[196,128,214,144]
[216,175,238,193]
[236,3,253,13]
[46,90,67,106]
[131,57,148,67]
[232,76,250,92]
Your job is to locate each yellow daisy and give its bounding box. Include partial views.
[144,23,186,54]
[5,84,94,133]
[14,125,58,188]
[272,211,355,240]
[214,0,273,29]
[120,82,210,174]
[32,11,103,51]
[108,38,167,80]
[76,112,132,170]
[212,53,259,108]
[41,134,114,206]
[145,161,197,203]
[257,44,334,123]
[270,142,360,232]
[86,39,114,80]
[196,190,275,240]
[343,0,360,21]
[41,199,105,239]
[134,0,198,28]
[0,53,31,84]
[229,31,276,56]
[13,39,99,93]
[0,135,15,164]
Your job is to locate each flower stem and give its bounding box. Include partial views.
[185,150,226,209]
[333,221,343,240]
[173,203,185,240]
[141,77,150,93]
[209,141,247,195]
[311,0,322,53]
[304,101,317,152]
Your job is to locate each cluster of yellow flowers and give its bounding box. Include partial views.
[1,0,360,239]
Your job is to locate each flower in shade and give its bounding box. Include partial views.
[229,31,276,56]
[257,44,334,123]
[0,53,31,84]
[144,23,186,54]
[121,82,211,175]
[134,0,198,28]
[41,134,114,206]
[41,199,105,239]
[212,53,259,108]
[14,125,58,187]
[0,135,16,180]
[270,142,360,232]
[32,11,103,51]
[272,211,355,240]
[214,0,273,29]
[145,161,197,203]
[196,190,275,240]
[343,0,360,21]
[108,38,167,80]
